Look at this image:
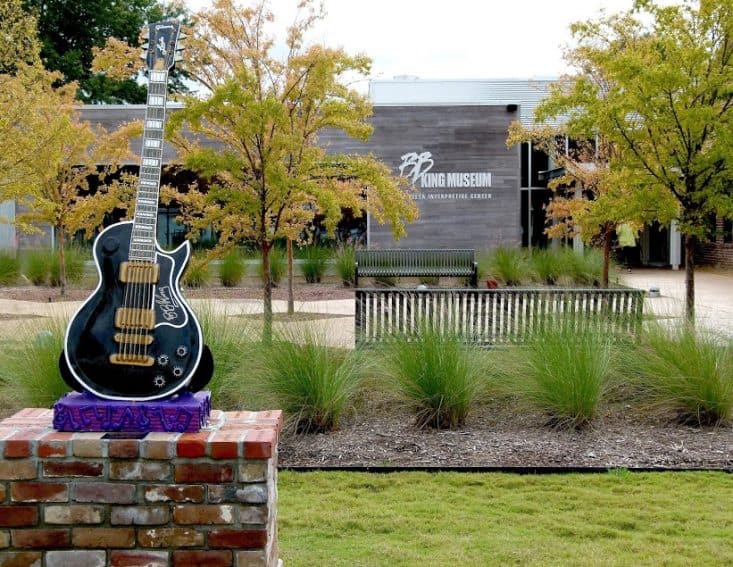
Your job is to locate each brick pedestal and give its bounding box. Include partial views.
[0,408,282,567]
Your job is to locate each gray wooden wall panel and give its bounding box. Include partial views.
[319,105,520,250]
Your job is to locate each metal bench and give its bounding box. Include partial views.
[354,249,478,287]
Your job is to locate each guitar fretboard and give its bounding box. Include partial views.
[129,70,169,262]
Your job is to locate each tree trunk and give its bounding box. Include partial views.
[602,223,612,288]
[684,234,696,326]
[261,240,273,343]
[287,238,294,315]
[57,224,66,297]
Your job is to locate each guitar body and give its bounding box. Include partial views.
[61,222,212,400]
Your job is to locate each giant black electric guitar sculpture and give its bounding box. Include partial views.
[60,20,213,401]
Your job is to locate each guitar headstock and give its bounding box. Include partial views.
[140,20,185,71]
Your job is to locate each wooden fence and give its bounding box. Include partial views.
[355,288,644,346]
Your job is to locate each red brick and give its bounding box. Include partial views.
[110,461,170,481]
[137,528,203,548]
[209,431,244,460]
[144,485,205,503]
[37,432,72,458]
[172,550,232,567]
[3,429,45,458]
[243,430,276,459]
[207,529,267,549]
[174,463,233,483]
[0,461,36,481]
[108,440,139,459]
[42,461,103,478]
[10,482,67,503]
[173,505,235,525]
[110,550,169,567]
[0,485,5,502]
[0,530,7,547]
[176,431,210,458]
[72,528,135,548]
[73,483,136,504]
[235,550,267,567]
[11,529,70,548]
[0,508,37,527]
[0,551,42,567]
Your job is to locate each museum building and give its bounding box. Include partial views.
[5,78,731,268]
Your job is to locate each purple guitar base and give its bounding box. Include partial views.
[53,391,211,433]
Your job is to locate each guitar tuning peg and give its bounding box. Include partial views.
[178,32,188,40]
[175,44,185,52]
[174,53,184,62]
[141,42,149,50]
[139,52,148,60]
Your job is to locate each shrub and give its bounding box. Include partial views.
[258,247,286,286]
[378,327,486,429]
[300,246,330,284]
[631,325,733,426]
[531,249,567,285]
[570,248,606,286]
[335,245,356,286]
[195,302,259,410]
[0,317,71,408]
[23,249,51,285]
[183,254,210,288]
[502,325,615,429]
[481,247,533,286]
[258,327,363,433]
[0,252,19,285]
[219,249,246,287]
[50,246,87,286]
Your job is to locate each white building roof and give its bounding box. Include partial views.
[369,78,563,126]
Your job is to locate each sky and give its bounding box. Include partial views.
[184,0,639,91]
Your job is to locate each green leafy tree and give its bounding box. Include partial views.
[536,0,733,322]
[161,0,417,340]
[24,0,184,103]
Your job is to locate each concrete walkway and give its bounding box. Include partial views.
[0,268,729,344]
[620,268,733,338]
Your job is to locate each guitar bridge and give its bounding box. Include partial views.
[109,354,155,367]
[119,261,159,284]
[115,308,155,330]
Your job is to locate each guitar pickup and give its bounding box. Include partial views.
[115,308,155,330]
[119,262,159,284]
[114,333,153,346]
[109,354,155,367]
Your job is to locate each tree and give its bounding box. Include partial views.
[0,0,42,73]
[154,0,417,340]
[24,0,184,103]
[536,0,733,322]
[506,125,667,287]
[0,69,139,294]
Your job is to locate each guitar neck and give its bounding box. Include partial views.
[130,69,170,262]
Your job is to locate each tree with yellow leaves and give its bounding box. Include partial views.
[99,0,417,338]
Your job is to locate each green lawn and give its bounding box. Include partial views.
[278,471,733,566]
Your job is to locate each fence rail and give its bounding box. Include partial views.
[355,288,644,346]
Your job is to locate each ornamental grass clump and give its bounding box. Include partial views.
[300,245,330,283]
[183,253,211,288]
[259,327,363,433]
[631,325,733,426]
[258,247,286,286]
[335,245,356,286]
[218,249,246,287]
[481,247,533,286]
[378,327,486,429]
[0,317,70,408]
[530,249,567,285]
[503,324,615,429]
[0,253,19,285]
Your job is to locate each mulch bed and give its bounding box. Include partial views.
[0,283,731,470]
